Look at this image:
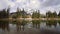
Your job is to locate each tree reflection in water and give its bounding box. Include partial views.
[0,21,9,31]
[32,20,40,29]
[16,19,27,31]
[46,20,57,27]
[58,20,60,25]
[0,20,60,34]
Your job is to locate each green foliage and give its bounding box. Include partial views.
[16,8,27,18]
[52,11,57,18]
[0,8,10,18]
[58,12,60,18]
[46,11,57,18]
[32,10,40,18]
[46,20,57,26]
[32,20,40,24]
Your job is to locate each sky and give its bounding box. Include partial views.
[0,0,60,14]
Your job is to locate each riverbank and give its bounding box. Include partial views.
[0,18,60,21]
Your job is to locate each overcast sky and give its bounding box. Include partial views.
[0,0,60,14]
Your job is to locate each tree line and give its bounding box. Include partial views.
[0,8,60,19]
[0,8,10,19]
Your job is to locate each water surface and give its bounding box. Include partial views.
[0,20,60,34]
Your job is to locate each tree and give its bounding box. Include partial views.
[58,12,60,17]
[46,11,52,18]
[52,11,57,18]
[21,9,26,18]
[0,8,10,18]
[16,8,27,18]
[16,8,20,17]
[46,11,57,18]
[32,10,40,18]
[7,7,10,18]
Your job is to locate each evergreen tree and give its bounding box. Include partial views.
[58,12,60,17]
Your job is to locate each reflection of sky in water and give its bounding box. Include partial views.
[40,23,60,32]
[9,24,16,31]
[0,21,60,34]
[8,22,60,31]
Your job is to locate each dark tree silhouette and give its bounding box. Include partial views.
[58,12,60,17]
[0,8,10,19]
[32,10,40,18]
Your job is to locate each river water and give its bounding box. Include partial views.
[0,20,60,34]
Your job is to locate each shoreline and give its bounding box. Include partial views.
[0,18,60,21]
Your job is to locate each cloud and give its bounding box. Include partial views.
[14,0,41,10]
[0,0,60,14]
[41,0,60,7]
[0,0,15,9]
[9,0,41,13]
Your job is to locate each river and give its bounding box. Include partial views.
[0,20,60,34]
